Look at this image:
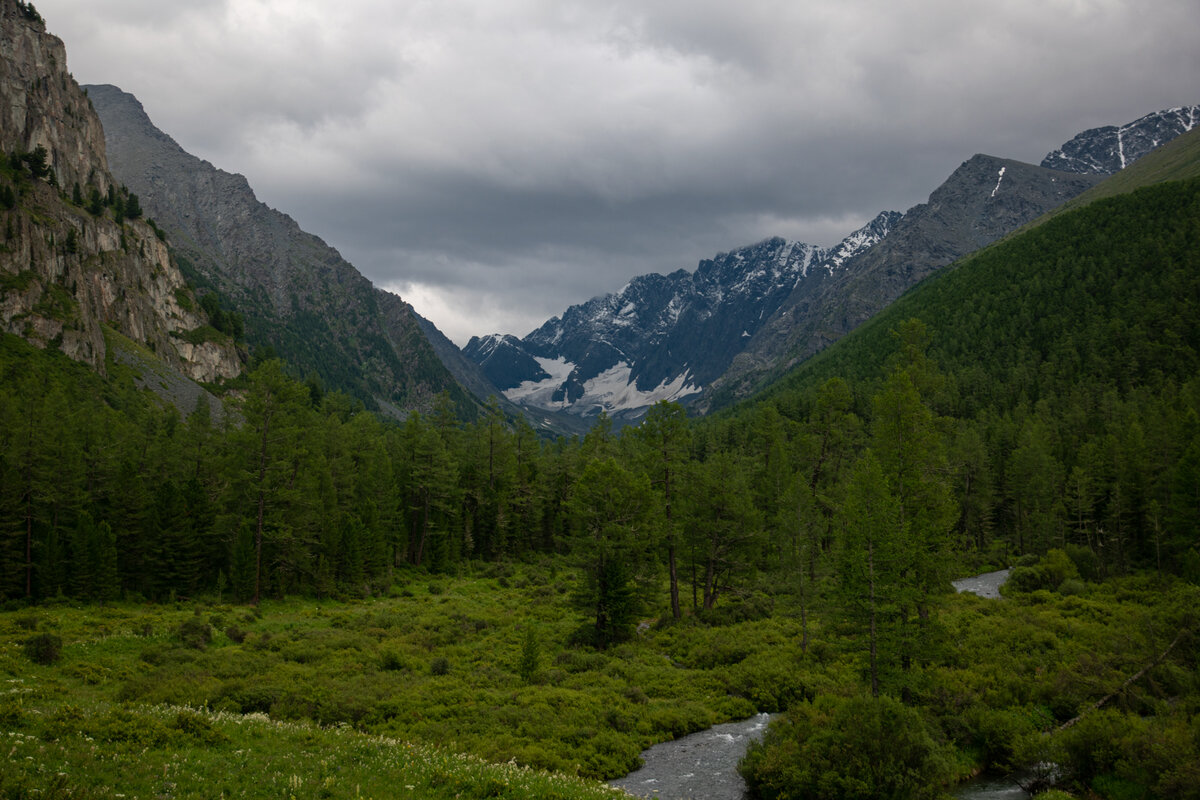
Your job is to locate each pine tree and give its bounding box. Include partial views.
[230,360,310,604]
[837,452,904,697]
[570,458,656,647]
[684,451,761,611]
[632,401,692,619]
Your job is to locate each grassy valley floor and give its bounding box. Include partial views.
[2,558,1197,799]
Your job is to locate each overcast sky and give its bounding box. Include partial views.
[34,0,1200,345]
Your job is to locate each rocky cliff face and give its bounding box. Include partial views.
[0,1,240,384]
[0,2,108,197]
[86,83,478,417]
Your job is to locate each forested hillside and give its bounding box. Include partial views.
[718,176,1200,578]
[3,173,1198,618]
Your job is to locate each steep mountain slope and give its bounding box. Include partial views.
[741,154,1200,418]
[0,1,240,386]
[698,155,1104,411]
[475,107,1191,422]
[465,213,898,422]
[1041,104,1200,174]
[86,84,478,417]
[1037,126,1200,224]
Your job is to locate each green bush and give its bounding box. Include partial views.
[1064,544,1101,581]
[380,650,406,671]
[176,617,212,649]
[1008,550,1081,594]
[739,694,954,800]
[1057,578,1086,596]
[172,710,227,745]
[961,705,1038,772]
[14,613,40,630]
[23,632,62,665]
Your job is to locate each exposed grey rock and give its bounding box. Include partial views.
[1042,105,1200,175]
[0,3,109,196]
[464,213,899,422]
[0,5,241,384]
[86,83,476,415]
[700,155,1104,410]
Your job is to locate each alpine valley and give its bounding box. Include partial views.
[3,2,1200,800]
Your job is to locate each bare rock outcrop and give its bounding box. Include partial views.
[0,0,241,384]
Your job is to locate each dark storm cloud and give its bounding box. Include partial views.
[35,0,1200,343]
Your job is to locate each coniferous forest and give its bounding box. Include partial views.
[3,172,1200,794]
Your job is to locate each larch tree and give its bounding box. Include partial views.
[230,360,310,605]
[569,457,657,647]
[632,400,692,619]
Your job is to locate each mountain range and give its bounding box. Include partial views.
[463,105,1198,422]
[3,0,1196,433]
[464,214,898,423]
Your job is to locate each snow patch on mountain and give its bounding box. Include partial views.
[990,166,1006,197]
[825,211,903,271]
[572,363,701,415]
[504,357,575,407]
[469,216,902,420]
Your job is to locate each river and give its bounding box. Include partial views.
[952,772,1030,799]
[609,570,1017,799]
[951,568,1011,599]
[609,713,773,800]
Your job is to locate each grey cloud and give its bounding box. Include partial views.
[35,0,1200,345]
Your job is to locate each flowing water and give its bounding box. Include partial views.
[952,568,1011,598]
[610,571,1018,799]
[609,713,773,800]
[951,772,1030,800]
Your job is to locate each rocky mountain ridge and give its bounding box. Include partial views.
[86,83,478,418]
[0,0,240,385]
[699,154,1104,409]
[465,211,899,421]
[471,103,1197,421]
[1041,105,1200,175]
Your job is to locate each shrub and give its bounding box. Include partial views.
[430,657,450,676]
[23,632,62,665]
[224,625,247,644]
[176,617,212,649]
[622,685,649,704]
[380,650,407,671]
[739,695,954,800]
[173,710,227,745]
[1057,578,1086,596]
[1008,549,1081,594]
[1064,544,1101,581]
[517,627,541,683]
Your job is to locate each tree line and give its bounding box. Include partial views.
[2,177,1198,662]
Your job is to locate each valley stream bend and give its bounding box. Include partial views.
[608,713,772,800]
[608,569,1014,800]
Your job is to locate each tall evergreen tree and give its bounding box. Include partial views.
[228,360,310,604]
[837,451,903,697]
[570,458,657,647]
[632,401,692,619]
